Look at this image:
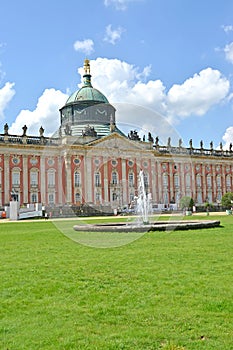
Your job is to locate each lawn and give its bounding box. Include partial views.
[0,215,233,349]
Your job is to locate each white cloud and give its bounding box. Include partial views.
[104,0,142,10]
[104,25,125,45]
[73,39,94,55]
[222,126,233,149]
[167,68,230,119]
[222,25,233,33]
[224,42,233,63]
[0,82,15,120]
[9,88,68,136]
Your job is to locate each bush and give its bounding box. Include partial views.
[221,192,233,209]
[180,196,194,210]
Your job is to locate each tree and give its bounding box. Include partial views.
[180,196,194,210]
[221,192,233,209]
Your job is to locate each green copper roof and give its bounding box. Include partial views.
[66,86,109,104]
[66,59,109,105]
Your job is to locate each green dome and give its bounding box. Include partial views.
[66,86,109,104]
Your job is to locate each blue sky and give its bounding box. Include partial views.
[1,0,233,148]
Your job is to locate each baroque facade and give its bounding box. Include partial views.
[0,60,233,212]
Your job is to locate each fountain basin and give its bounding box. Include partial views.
[73,220,220,233]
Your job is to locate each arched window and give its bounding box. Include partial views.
[112,171,118,185]
[74,171,81,187]
[95,172,100,186]
[128,173,134,187]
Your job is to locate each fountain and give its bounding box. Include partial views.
[136,170,152,224]
[73,170,220,234]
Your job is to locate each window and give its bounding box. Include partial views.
[128,173,134,187]
[196,174,201,187]
[30,171,38,186]
[95,172,100,186]
[12,171,20,186]
[48,193,54,204]
[163,173,168,187]
[130,193,134,202]
[185,173,191,187]
[216,175,221,188]
[31,193,37,203]
[96,192,100,202]
[75,192,81,203]
[112,171,118,185]
[207,174,212,188]
[226,175,231,188]
[143,172,149,187]
[48,170,55,186]
[174,174,179,188]
[112,192,117,201]
[74,171,81,187]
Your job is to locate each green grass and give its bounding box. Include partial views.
[1,215,233,349]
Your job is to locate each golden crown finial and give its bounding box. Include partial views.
[84,59,90,75]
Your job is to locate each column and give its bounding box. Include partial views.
[151,161,156,202]
[58,156,63,204]
[103,157,109,204]
[4,155,10,204]
[65,154,72,204]
[121,159,127,205]
[23,155,28,204]
[85,156,92,203]
[40,156,46,204]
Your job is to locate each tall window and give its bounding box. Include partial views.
[163,173,168,187]
[74,171,81,187]
[128,173,134,187]
[216,175,222,188]
[48,170,55,186]
[196,174,201,187]
[174,174,179,188]
[143,172,149,187]
[226,175,231,188]
[30,171,38,186]
[95,172,100,186]
[12,170,20,186]
[112,171,118,185]
[207,174,212,188]
[185,173,191,187]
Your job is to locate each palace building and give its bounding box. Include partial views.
[0,59,233,214]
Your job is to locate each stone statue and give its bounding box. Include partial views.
[167,137,171,147]
[229,143,232,152]
[178,138,182,147]
[189,139,193,148]
[39,126,44,137]
[200,140,203,149]
[155,136,159,146]
[22,125,27,136]
[82,124,97,137]
[148,132,154,143]
[4,123,9,135]
[220,142,223,150]
[210,141,213,150]
[64,124,72,136]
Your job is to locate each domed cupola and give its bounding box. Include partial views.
[59,59,122,138]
